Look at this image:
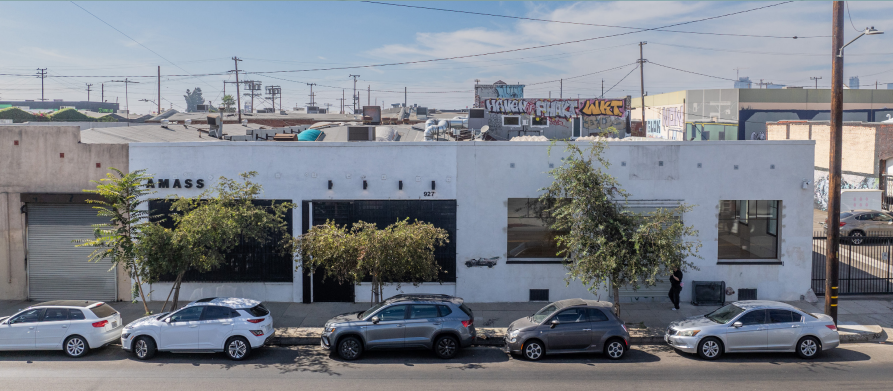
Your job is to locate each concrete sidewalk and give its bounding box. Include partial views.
[1,297,888,345]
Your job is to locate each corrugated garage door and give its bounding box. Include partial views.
[27,204,117,301]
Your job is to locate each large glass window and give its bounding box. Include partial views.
[718,200,779,259]
[507,198,567,259]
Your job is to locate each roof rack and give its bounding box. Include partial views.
[387,294,455,302]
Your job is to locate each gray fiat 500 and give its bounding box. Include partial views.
[321,294,476,360]
[665,300,840,360]
[505,299,630,361]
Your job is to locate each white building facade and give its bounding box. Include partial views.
[130,140,815,304]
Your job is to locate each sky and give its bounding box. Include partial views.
[1,1,892,114]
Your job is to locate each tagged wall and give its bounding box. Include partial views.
[483,97,629,138]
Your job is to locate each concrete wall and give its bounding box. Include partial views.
[0,126,130,300]
[130,139,815,303]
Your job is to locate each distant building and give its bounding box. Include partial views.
[0,100,118,112]
[850,76,860,89]
[766,83,786,89]
[734,77,752,89]
[474,80,524,108]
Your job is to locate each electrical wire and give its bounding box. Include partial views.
[845,2,862,33]
[647,62,738,82]
[363,1,825,40]
[602,66,639,97]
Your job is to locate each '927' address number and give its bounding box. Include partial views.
[423,191,436,197]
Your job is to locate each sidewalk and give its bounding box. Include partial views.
[1,297,888,345]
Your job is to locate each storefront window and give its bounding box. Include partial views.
[507,198,566,259]
[718,200,779,259]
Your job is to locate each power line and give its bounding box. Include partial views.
[648,62,738,81]
[363,1,825,39]
[603,65,640,97]
[845,2,861,33]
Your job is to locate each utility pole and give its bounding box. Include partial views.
[367,85,370,106]
[639,41,647,130]
[339,89,345,114]
[306,83,317,106]
[349,74,360,113]
[36,68,47,101]
[101,83,104,102]
[560,79,563,99]
[601,79,604,98]
[157,66,161,114]
[232,57,242,122]
[811,76,823,89]
[85,83,93,102]
[404,86,407,108]
[826,1,845,325]
[109,78,139,114]
[242,80,261,113]
[266,85,281,112]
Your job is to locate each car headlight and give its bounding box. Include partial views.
[326,327,336,333]
[122,333,131,339]
[678,330,700,337]
[509,329,521,339]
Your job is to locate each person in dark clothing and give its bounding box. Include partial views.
[668,267,683,310]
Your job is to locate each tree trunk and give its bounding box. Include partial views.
[371,274,379,303]
[133,273,151,315]
[160,281,176,313]
[170,271,186,310]
[612,283,621,318]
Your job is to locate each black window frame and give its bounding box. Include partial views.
[503,116,521,126]
[507,198,567,260]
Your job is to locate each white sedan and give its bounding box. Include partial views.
[121,297,274,361]
[0,301,123,357]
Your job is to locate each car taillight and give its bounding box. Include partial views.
[461,320,473,328]
[826,324,837,331]
[92,320,108,328]
[247,318,264,324]
[840,222,846,227]
[250,330,264,336]
[621,324,628,333]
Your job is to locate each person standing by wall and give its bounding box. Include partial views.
[669,266,683,310]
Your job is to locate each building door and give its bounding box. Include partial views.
[27,204,117,301]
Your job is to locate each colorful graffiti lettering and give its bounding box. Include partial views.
[661,106,684,128]
[578,99,626,117]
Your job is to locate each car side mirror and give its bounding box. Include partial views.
[550,319,559,328]
[164,317,172,323]
[733,321,743,328]
[371,316,380,324]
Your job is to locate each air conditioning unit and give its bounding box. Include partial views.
[348,126,373,141]
[691,281,726,306]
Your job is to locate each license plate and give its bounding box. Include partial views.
[112,321,118,328]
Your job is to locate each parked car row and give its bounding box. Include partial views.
[0,295,839,362]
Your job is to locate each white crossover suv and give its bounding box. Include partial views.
[0,300,123,357]
[121,297,274,361]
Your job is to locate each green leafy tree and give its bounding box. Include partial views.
[299,219,448,303]
[139,172,293,310]
[540,141,702,316]
[76,168,155,314]
[222,95,235,112]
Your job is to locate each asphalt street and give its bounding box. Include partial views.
[0,343,891,390]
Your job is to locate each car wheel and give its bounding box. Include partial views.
[604,338,626,360]
[434,335,459,359]
[797,336,821,359]
[523,339,545,361]
[63,335,90,358]
[850,230,865,245]
[338,336,363,360]
[225,336,251,361]
[133,336,156,360]
[697,337,723,360]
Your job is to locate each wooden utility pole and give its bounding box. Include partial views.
[601,79,604,98]
[639,42,647,130]
[826,0,844,325]
[367,85,370,106]
[232,57,242,122]
[85,83,93,102]
[560,79,563,99]
[101,83,104,102]
[338,89,346,114]
[36,68,47,101]
[811,76,823,89]
[157,66,161,114]
[349,74,360,113]
[404,86,407,108]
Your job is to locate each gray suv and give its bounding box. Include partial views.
[505,299,630,360]
[321,294,476,360]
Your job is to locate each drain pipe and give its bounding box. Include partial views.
[3,193,11,284]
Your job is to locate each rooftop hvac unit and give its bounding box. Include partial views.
[690,281,725,306]
[348,126,373,141]
[468,108,487,130]
[195,104,209,112]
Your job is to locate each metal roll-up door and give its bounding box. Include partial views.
[27,204,117,301]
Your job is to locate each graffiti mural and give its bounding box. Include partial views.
[578,98,626,117]
[813,171,879,210]
[494,84,524,99]
[646,119,661,137]
[483,98,628,127]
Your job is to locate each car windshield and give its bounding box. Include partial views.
[705,304,745,324]
[532,304,559,323]
[360,303,384,319]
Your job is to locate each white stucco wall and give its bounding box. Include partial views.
[130,139,815,303]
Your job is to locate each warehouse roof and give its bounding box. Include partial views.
[80,124,224,144]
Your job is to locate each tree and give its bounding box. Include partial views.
[76,168,155,315]
[299,219,449,303]
[139,172,293,311]
[540,141,702,316]
[222,95,235,112]
[183,88,205,113]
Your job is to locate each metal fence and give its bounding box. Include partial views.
[884,175,893,211]
[812,231,893,295]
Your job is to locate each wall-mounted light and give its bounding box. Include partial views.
[363,180,368,190]
[802,180,812,190]
[399,180,403,190]
[431,181,436,190]
[328,180,333,190]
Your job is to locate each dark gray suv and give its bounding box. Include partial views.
[505,299,630,360]
[321,294,476,360]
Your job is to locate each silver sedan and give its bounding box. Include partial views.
[665,300,840,360]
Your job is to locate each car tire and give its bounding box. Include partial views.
[133,336,156,360]
[224,336,252,361]
[850,230,866,245]
[523,339,545,361]
[63,335,90,358]
[697,337,723,360]
[797,336,821,359]
[338,336,363,361]
[604,338,626,360]
[433,335,459,359]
